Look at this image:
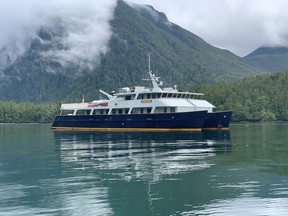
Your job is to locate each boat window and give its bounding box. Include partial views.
[154,106,177,113]
[156,93,161,98]
[132,108,140,114]
[93,109,110,115]
[147,94,151,99]
[177,94,182,98]
[131,107,153,114]
[162,93,167,98]
[61,110,74,115]
[76,110,90,115]
[112,108,129,115]
[167,93,173,98]
[151,93,156,99]
[125,95,132,100]
[181,94,186,98]
[137,94,143,100]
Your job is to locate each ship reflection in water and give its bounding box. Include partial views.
[53,131,232,180]
[52,131,232,215]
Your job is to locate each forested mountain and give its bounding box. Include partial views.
[0,0,262,103]
[190,71,288,121]
[244,46,288,72]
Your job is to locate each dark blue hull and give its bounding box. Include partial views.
[202,111,232,130]
[51,110,207,131]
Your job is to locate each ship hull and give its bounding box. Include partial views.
[202,111,233,130]
[51,110,207,132]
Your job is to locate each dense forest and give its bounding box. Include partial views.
[190,71,288,122]
[1,71,288,123]
[0,102,60,123]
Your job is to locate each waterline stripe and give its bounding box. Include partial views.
[51,127,202,132]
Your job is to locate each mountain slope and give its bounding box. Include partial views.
[0,0,262,102]
[244,46,288,72]
[108,1,261,85]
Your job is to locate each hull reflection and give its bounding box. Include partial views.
[53,131,231,151]
[53,131,232,172]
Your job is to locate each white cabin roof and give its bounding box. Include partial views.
[189,99,215,108]
[61,103,89,110]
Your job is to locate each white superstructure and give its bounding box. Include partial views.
[60,69,215,117]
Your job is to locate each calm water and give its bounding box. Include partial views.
[1,123,288,216]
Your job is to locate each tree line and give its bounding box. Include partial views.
[189,71,288,122]
[0,102,60,123]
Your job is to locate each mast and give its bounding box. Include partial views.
[144,53,163,91]
[148,53,151,73]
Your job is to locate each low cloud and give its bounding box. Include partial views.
[0,0,117,73]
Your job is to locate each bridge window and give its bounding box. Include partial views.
[125,95,131,100]
[162,93,167,98]
[76,110,90,115]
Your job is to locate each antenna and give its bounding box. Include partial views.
[148,52,151,72]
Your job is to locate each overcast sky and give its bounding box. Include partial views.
[130,0,288,57]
